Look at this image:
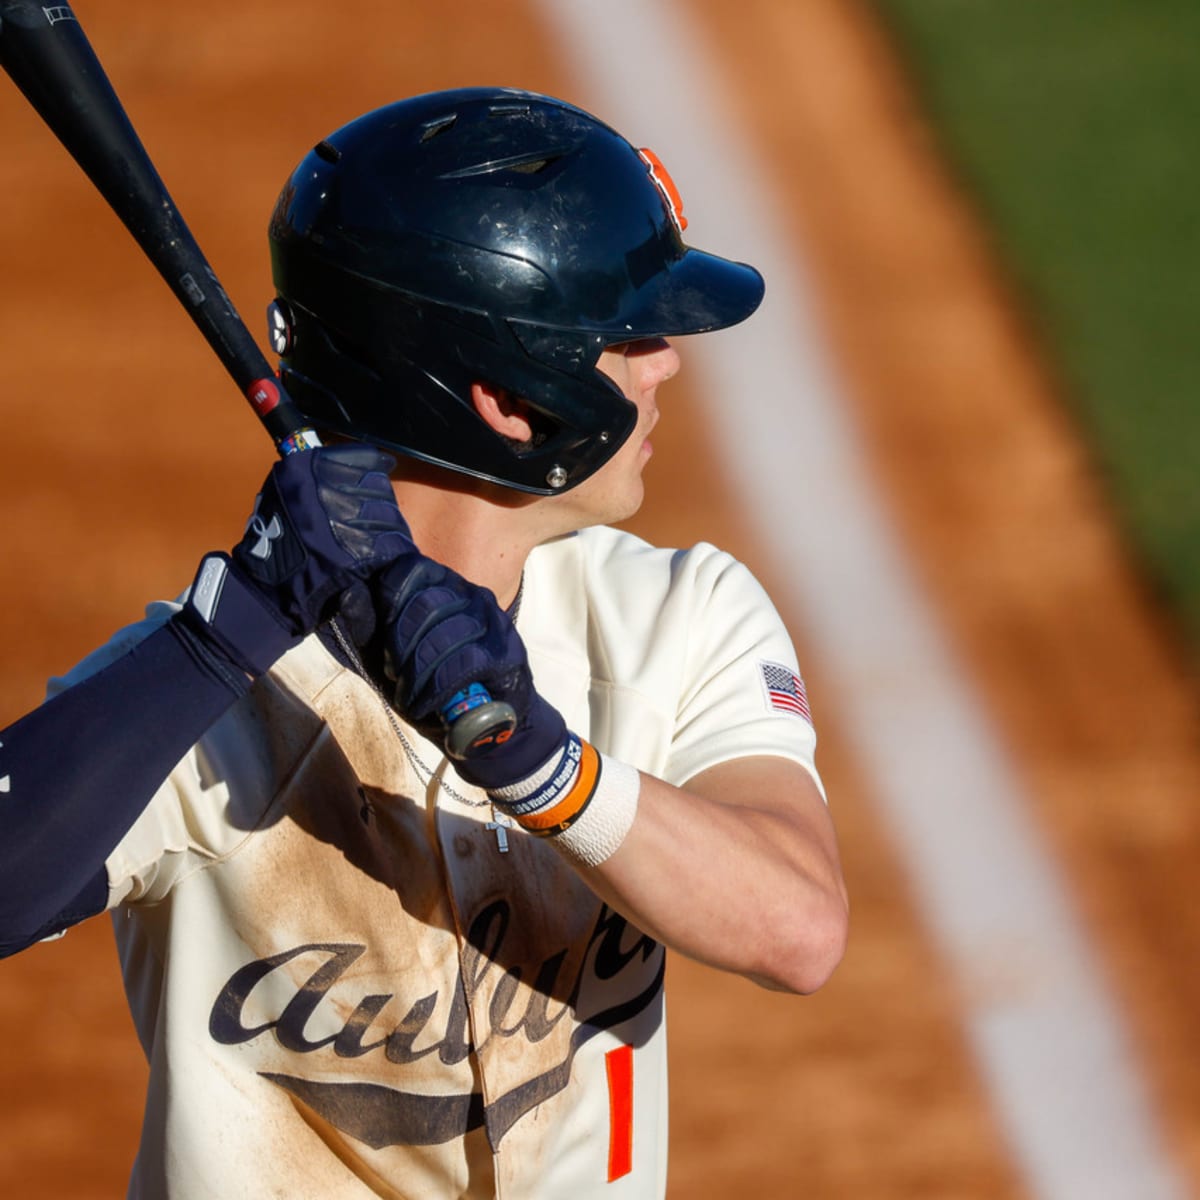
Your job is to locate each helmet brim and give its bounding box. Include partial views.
[611,246,765,341]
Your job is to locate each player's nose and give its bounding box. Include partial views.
[635,338,681,388]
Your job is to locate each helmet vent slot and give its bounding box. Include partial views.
[420,115,458,142]
[507,158,553,175]
[313,140,342,164]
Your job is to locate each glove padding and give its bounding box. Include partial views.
[371,554,567,790]
[182,444,412,677]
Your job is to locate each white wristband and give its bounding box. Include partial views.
[553,752,640,867]
[490,736,640,867]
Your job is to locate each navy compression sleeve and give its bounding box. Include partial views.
[0,618,252,956]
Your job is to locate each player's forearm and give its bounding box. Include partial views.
[575,763,848,994]
[0,618,250,956]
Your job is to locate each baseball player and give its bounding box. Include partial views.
[0,89,846,1197]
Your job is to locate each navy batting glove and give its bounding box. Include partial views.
[371,554,567,789]
[180,444,412,677]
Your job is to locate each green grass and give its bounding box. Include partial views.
[870,0,1200,651]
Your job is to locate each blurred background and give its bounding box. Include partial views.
[874,0,1200,657]
[1,1,1197,1197]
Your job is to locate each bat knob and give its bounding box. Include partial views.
[443,686,518,761]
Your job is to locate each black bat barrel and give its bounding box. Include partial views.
[0,0,309,445]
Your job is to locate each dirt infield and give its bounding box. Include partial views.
[2,2,1198,1196]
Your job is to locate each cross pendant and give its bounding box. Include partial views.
[486,811,514,853]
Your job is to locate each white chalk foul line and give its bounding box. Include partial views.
[535,1,1187,1197]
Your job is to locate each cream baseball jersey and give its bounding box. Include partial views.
[51,526,822,1199]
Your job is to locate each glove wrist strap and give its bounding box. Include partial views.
[183,553,302,678]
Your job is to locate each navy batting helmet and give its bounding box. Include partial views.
[267,87,764,494]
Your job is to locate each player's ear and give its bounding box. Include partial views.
[471,382,535,442]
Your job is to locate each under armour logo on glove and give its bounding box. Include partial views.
[246,505,284,561]
[218,446,413,658]
[247,511,284,556]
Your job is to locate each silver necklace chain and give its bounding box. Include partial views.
[325,573,524,811]
[328,618,485,806]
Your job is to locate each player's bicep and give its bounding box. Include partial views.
[686,755,837,855]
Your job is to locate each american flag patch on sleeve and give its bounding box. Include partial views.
[759,660,812,724]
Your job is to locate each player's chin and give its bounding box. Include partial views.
[610,477,647,524]
[578,476,646,528]
[565,448,650,525]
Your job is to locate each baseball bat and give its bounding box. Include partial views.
[0,1,315,450]
[0,1,516,759]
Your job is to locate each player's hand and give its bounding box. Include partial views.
[181,444,412,676]
[370,554,568,790]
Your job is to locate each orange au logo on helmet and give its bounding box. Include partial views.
[638,148,688,234]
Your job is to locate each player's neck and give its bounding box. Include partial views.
[391,474,548,610]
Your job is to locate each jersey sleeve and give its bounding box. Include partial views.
[663,545,823,795]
